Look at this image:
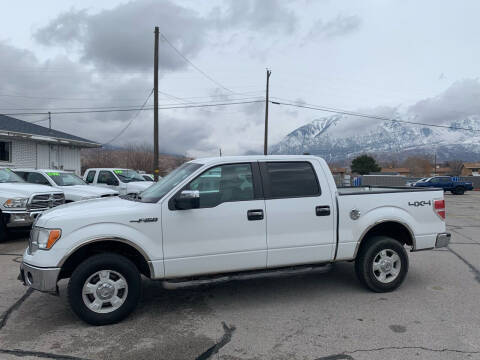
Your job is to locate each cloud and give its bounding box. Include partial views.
[34,0,299,71]
[306,14,361,40]
[35,1,208,71]
[214,0,298,33]
[408,78,480,124]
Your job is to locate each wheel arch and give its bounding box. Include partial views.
[353,220,416,258]
[58,237,153,280]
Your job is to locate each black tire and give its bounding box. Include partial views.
[355,236,409,292]
[68,253,141,326]
[0,215,7,243]
[454,187,465,195]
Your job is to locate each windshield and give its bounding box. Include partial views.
[47,172,86,186]
[0,168,25,183]
[114,169,145,182]
[139,162,202,202]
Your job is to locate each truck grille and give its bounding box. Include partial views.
[28,193,65,210]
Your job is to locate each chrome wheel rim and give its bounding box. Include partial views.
[372,249,401,284]
[82,270,128,314]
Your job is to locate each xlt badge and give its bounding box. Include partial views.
[130,217,158,223]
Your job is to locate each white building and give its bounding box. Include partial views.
[0,115,100,175]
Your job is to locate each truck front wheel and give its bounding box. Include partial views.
[67,253,142,325]
[355,236,409,292]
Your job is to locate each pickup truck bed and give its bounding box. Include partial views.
[338,186,439,195]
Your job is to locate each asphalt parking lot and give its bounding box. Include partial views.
[1,193,480,360]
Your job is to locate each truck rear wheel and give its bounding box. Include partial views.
[67,253,141,325]
[355,236,409,292]
[453,187,465,195]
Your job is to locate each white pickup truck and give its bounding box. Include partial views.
[0,168,65,242]
[19,156,450,325]
[83,168,153,196]
[13,169,119,202]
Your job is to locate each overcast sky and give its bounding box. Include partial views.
[1,0,480,156]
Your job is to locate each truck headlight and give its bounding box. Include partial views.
[4,198,28,208]
[30,227,62,251]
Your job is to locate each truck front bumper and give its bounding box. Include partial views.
[19,262,60,294]
[2,210,43,229]
[435,233,451,248]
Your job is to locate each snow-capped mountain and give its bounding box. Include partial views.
[271,113,480,163]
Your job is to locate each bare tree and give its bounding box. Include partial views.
[81,144,189,176]
[403,156,432,177]
[447,160,464,176]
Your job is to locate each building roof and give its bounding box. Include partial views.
[0,114,100,147]
[380,167,410,173]
[435,167,452,174]
[463,162,480,169]
[329,167,347,173]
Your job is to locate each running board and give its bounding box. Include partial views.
[162,263,332,289]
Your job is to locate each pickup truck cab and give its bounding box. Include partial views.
[13,169,118,203]
[20,156,450,325]
[414,176,473,195]
[83,168,153,196]
[0,168,65,242]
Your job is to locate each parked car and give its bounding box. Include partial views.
[142,173,155,181]
[83,168,153,196]
[413,176,473,194]
[13,169,119,203]
[406,178,427,187]
[0,168,64,242]
[20,155,450,325]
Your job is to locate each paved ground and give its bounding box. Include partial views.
[1,193,480,360]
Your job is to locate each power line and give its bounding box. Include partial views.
[160,32,236,94]
[270,100,480,132]
[103,89,154,145]
[0,100,264,117]
[0,96,263,113]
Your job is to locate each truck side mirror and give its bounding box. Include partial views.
[175,190,200,210]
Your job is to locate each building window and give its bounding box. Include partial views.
[0,141,11,162]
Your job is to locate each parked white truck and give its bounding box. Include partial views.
[13,169,119,202]
[19,156,450,325]
[0,168,65,242]
[83,168,153,196]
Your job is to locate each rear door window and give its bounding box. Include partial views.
[85,170,96,184]
[263,162,320,199]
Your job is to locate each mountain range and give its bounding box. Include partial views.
[271,113,480,163]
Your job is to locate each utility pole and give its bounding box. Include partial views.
[219,148,222,157]
[263,69,271,156]
[434,151,437,176]
[153,26,160,181]
[48,112,51,130]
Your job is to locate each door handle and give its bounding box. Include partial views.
[316,205,331,216]
[247,209,264,221]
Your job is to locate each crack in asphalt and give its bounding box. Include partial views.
[449,228,480,244]
[316,346,480,359]
[0,288,33,331]
[0,253,22,256]
[0,348,91,360]
[195,322,236,360]
[446,246,480,283]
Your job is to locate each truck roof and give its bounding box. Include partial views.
[191,155,321,166]
[13,168,73,173]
